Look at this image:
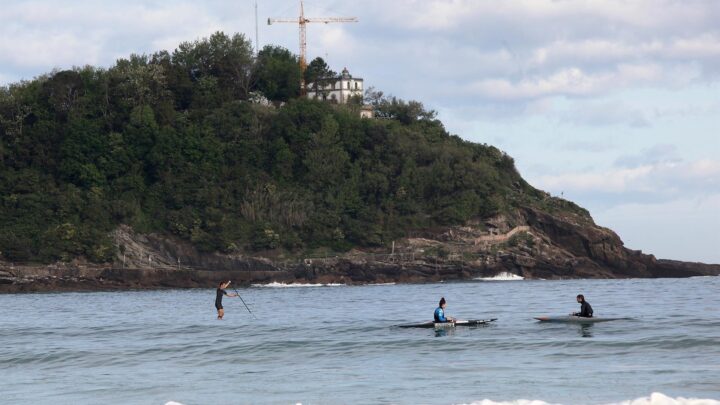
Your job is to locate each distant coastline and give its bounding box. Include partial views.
[2,251,718,294]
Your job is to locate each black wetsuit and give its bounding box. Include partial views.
[215,288,227,310]
[574,301,593,318]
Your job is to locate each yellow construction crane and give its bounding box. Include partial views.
[268,0,357,90]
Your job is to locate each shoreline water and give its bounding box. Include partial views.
[165,393,720,405]
[3,277,719,404]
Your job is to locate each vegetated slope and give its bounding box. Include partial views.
[4,32,714,286]
[0,32,554,264]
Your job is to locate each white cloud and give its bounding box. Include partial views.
[529,35,720,68]
[594,194,720,263]
[615,144,680,167]
[560,101,650,128]
[0,1,227,74]
[468,63,699,101]
[534,158,720,197]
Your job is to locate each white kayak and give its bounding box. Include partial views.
[534,316,627,323]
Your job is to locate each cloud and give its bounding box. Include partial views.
[0,1,229,77]
[528,35,720,71]
[614,144,680,168]
[562,141,617,153]
[533,158,720,202]
[466,63,698,101]
[593,193,720,263]
[560,101,651,128]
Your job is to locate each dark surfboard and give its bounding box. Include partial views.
[534,316,627,323]
[398,319,497,328]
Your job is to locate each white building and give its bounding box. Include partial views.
[306,67,363,104]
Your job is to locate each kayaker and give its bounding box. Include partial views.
[216,280,239,319]
[434,297,456,323]
[572,294,593,318]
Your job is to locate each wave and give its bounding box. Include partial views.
[474,271,524,281]
[460,393,720,405]
[250,282,346,288]
[166,393,720,405]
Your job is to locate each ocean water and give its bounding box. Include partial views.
[1,277,719,405]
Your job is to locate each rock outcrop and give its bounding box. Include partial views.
[1,208,718,293]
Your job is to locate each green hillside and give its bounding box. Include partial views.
[0,32,578,263]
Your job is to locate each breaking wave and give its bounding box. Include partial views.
[167,393,720,405]
[474,271,525,281]
[250,282,346,288]
[460,393,720,405]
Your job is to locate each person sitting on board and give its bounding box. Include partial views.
[434,297,456,323]
[572,294,593,318]
[216,280,238,320]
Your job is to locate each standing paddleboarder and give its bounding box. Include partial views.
[215,281,238,319]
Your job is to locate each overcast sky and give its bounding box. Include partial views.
[1,0,718,263]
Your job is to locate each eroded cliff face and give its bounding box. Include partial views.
[1,208,718,292]
[509,207,718,279]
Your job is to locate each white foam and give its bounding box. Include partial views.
[251,282,346,288]
[474,271,524,281]
[168,394,717,405]
[460,393,720,405]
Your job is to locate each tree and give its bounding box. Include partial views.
[304,57,336,100]
[252,45,302,102]
[171,32,254,104]
[0,33,545,264]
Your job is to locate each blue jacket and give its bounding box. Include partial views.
[434,307,447,322]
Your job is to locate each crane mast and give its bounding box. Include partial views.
[268,0,358,92]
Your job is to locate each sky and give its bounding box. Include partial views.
[1,0,718,263]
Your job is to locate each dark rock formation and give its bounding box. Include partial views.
[1,208,718,293]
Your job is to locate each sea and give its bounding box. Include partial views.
[1,276,719,405]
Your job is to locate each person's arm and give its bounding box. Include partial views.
[222,289,238,298]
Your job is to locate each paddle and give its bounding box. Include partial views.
[232,286,258,319]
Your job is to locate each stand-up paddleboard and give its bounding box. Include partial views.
[398,319,497,328]
[534,316,626,323]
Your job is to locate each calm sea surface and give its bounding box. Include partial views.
[1,277,719,405]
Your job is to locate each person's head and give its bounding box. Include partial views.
[576,294,585,303]
[439,297,446,309]
[219,281,230,289]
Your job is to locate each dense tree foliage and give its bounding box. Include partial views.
[0,32,545,263]
[253,45,302,102]
[304,57,336,98]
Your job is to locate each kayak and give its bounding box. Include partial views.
[534,316,626,323]
[398,319,497,328]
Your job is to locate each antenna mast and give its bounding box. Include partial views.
[254,0,259,55]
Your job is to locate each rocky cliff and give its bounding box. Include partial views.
[2,206,717,293]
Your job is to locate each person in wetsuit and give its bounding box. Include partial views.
[572,294,593,318]
[434,297,456,323]
[215,281,238,319]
